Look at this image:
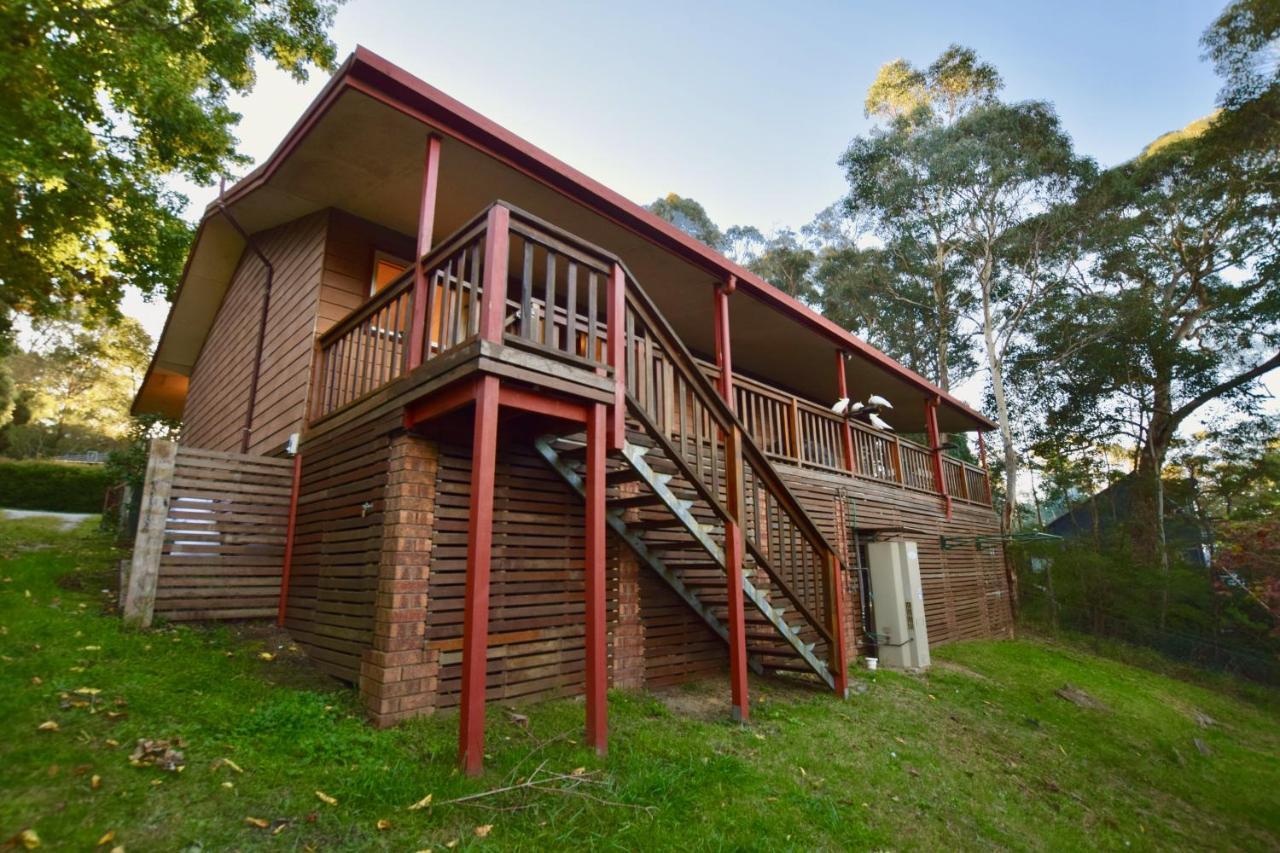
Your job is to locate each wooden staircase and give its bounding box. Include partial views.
[534,260,851,696]
[535,426,837,689]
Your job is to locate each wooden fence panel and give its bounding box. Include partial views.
[124,441,294,626]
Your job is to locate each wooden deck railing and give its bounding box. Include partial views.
[308,200,991,508]
[704,363,992,506]
[623,276,847,686]
[310,204,612,420]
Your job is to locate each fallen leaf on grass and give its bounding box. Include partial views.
[258,652,275,662]
[507,711,529,729]
[129,738,186,772]
[315,790,337,806]
[446,840,458,848]
[19,828,40,849]
[104,739,119,748]
[213,758,244,774]
[91,775,102,790]
[474,825,493,838]
[407,793,433,810]
[376,819,391,831]
[37,721,59,732]
[244,817,270,829]
[30,676,41,686]
[96,830,115,846]
[570,767,586,777]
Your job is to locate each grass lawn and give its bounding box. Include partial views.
[1,517,1278,851]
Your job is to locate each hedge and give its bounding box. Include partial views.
[0,459,115,514]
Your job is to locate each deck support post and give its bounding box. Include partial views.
[713,276,748,721]
[605,263,626,451]
[724,425,750,722]
[584,402,608,753]
[459,374,500,776]
[978,431,993,504]
[479,206,511,342]
[277,451,303,626]
[712,276,736,406]
[926,397,952,519]
[407,134,442,369]
[835,350,856,474]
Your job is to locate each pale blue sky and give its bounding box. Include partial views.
[203,0,1226,234]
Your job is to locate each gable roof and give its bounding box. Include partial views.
[135,47,996,432]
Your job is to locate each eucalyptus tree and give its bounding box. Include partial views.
[1026,118,1280,616]
[840,46,1001,395]
[949,101,1095,526]
[0,0,343,339]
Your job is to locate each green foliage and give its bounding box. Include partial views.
[1015,536,1280,684]
[103,413,183,494]
[865,44,1002,124]
[646,193,725,251]
[0,0,343,329]
[2,518,1279,849]
[1,316,154,458]
[0,459,113,512]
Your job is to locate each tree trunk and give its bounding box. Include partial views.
[1133,375,1174,627]
[980,268,1018,530]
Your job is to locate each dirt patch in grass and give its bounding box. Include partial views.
[932,659,993,682]
[224,622,343,693]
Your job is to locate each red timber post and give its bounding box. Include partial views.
[407,134,442,370]
[276,452,303,626]
[605,263,626,451]
[926,396,953,519]
[584,402,608,753]
[458,203,509,776]
[835,351,856,474]
[713,275,749,722]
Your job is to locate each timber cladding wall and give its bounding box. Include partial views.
[780,464,1013,646]
[427,441,599,707]
[283,411,396,683]
[181,209,415,458]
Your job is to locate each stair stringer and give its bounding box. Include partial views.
[535,434,835,690]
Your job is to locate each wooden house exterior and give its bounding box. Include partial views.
[130,49,1012,774]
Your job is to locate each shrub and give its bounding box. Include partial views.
[0,459,115,513]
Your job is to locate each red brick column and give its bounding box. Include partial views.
[360,433,440,726]
[611,542,645,689]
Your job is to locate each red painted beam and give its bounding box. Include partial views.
[605,263,626,451]
[583,402,608,753]
[926,397,953,519]
[407,134,442,369]
[835,350,856,474]
[276,452,303,626]
[459,374,500,776]
[479,205,511,342]
[403,377,480,430]
[498,385,588,423]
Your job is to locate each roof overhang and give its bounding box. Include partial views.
[135,47,996,433]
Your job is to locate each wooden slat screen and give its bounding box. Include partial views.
[152,446,294,621]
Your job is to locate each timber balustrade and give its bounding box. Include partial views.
[623,278,847,686]
[309,201,990,507]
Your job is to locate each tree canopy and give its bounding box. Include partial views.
[0,0,343,342]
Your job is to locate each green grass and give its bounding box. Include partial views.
[1,517,1278,851]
